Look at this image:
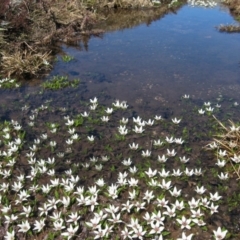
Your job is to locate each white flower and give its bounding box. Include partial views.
[154,115,162,120]
[65,119,74,126]
[167,149,177,156]
[182,94,190,99]
[90,97,98,104]
[112,100,121,108]
[33,219,45,232]
[53,219,65,231]
[154,139,163,146]
[90,103,98,110]
[157,155,168,163]
[210,192,222,201]
[233,101,239,106]
[218,172,228,180]
[158,168,170,178]
[231,154,240,163]
[206,106,214,112]
[105,108,113,114]
[172,118,181,124]
[120,102,128,109]
[142,150,151,157]
[96,178,105,187]
[204,101,211,106]
[179,156,189,163]
[4,230,15,240]
[128,178,138,187]
[118,125,128,135]
[208,141,218,149]
[132,125,144,133]
[145,168,157,177]
[61,224,79,240]
[177,232,194,240]
[101,116,109,122]
[198,109,205,114]
[68,128,76,134]
[129,142,139,150]
[172,169,182,176]
[129,166,138,174]
[120,117,128,124]
[218,150,227,158]
[216,159,226,167]
[209,202,219,214]
[143,190,155,203]
[166,136,174,143]
[145,119,154,126]
[169,186,181,197]
[175,137,184,144]
[18,220,31,233]
[213,227,228,240]
[81,111,89,117]
[176,216,191,229]
[122,158,132,166]
[159,179,171,190]
[67,212,81,225]
[195,186,206,195]
[88,135,95,142]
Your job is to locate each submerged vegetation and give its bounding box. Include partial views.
[0,88,240,239]
[42,75,80,90]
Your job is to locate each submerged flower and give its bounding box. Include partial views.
[90,97,98,104]
[172,118,181,124]
[105,108,113,114]
[198,109,205,114]
[87,135,95,142]
[101,116,109,122]
[133,125,144,133]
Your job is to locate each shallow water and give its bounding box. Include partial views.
[0,3,240,239]
[48,3,240,116]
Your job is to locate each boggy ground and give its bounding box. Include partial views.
[0,0,186,79]
[0,90,240,239]
[218,0,240,32]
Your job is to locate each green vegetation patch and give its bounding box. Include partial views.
[42,76,80,90]
[0,77,20,89]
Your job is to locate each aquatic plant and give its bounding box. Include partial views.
[42,75,80,90]
[0,94,237,239]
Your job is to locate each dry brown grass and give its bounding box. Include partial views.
[217,24,240,32]
[0,0,184,78]
[1,49,51,77]
[207,115,240,179]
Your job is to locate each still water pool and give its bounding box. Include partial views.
[49,2,240,115]
[0,2,240,239]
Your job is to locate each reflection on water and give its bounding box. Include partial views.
[49,3,240,116]
[0,4,240,238]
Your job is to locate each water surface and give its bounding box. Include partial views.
[49,3,240,116]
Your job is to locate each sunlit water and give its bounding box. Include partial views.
[49,3,240,116]
[0,3,240,239]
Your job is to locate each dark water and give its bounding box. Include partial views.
[49,3,240,116]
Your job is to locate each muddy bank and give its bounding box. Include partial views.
[218,0,240,32]
[0,0,186,79]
